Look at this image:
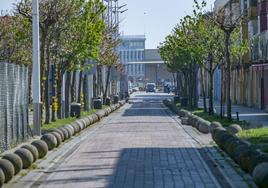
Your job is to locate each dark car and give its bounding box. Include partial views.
[146,83,156,92]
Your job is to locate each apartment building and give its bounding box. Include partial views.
[212,0,268,111]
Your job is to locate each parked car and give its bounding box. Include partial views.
[146,83,156,93]
[132,87,140,92]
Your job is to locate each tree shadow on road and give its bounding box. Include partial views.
[122,100,170,117]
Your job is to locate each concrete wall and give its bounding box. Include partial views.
[144,49,162,61]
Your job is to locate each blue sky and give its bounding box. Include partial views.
[0,0,215,49]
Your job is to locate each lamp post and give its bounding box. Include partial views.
[32,0,41,136]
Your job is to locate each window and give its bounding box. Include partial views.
[131,51,133,61]
[132,65,135,75]
[126,51,129,61]
[141,51,144,60]
[124,51,126,61]
[129,65,132,75]
[120,52,123,62]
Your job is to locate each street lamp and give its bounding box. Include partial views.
[32,0,41,136]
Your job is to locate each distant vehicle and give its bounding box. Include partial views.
[146,83,156,93]
[170,86,176,92]
[132,87,139,92]
[163,85,170,93]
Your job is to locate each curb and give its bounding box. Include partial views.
[163,99,267,187]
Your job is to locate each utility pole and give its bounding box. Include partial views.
[32,0,41,136]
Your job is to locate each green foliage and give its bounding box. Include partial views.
[60,0,106,68]
[230,27,249,61]
[158,0,208,73]
[159,0,248,113]
[238,128,268,144]
[42,109,97,131]
[238,128,268,153]
[0,15,31,65]
[192,109,248,128]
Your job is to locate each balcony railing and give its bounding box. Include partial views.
[251,31,268,62]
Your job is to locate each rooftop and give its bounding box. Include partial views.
[120,35,146,40]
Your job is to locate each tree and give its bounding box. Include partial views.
[0,14,31,65]
[16,0,106,122]
[196,12,225,115]
[97,25,120,103]
[213,0,242,119]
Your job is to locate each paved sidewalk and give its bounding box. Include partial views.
[9,93,254,188]
[198,99,268,127]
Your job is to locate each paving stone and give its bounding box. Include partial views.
[9,93,255,188]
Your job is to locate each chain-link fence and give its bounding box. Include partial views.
[0,62,29,153]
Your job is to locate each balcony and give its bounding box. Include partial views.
[251,31,268,63]
[248,6,258,19]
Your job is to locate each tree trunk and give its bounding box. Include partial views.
[100,67,104,96]
[28,65,32,104]
[65,71,72,118]
[96,66,102,97]
[93,74,97,98]
[104,66,111,100]
[220,67,224,118]
[209,71,214,115]
[71,71,76,102]
[225,31,232,120]
[83,75,89,111]
[188,69,193,109]
[176,72,182,96]
[208,56,214,115]
[200,68,207,113]
[193,65,198,109]
[172,73,177,95]
[77,71,83,103]
[40,33,47,124]
[182,72,187,98]
[57,66,63,119]
[51,64,56,122]
[44,46,51,124]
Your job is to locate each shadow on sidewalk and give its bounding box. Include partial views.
[123,99,170,117]
[27,147,235,188]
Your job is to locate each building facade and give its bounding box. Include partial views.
[247,0,268,110]
[212,0,268,111]
[119,36,173,89]
[119,35,146,79]
[144,49,173,86]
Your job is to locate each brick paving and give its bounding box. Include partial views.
[9,93,252,188]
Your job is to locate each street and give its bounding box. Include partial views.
[8,92,252,188]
